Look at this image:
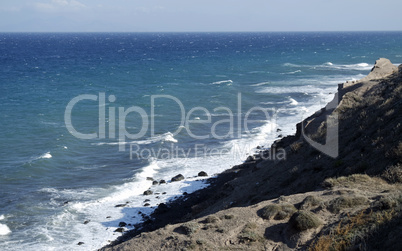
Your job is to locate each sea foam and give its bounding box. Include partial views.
[0,215,11,236]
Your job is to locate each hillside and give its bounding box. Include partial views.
[101,58,402,251]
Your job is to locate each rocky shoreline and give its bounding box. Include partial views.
[100,58,402,250]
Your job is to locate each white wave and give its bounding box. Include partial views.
[0,216,11,236]
[331,63,372,70]
[250,81,270,87]
[281,70,301,75]
[93,132,178,146]
[211,80,233,85]
[289,98,298,106]
[136,132,178,144]
[34,152,52,160]
[284,62,373,71]
[256,85,324,94]
[283,62,301,67]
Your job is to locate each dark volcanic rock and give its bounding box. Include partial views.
[77,242,84,245]
[155,203,169,214]
[119,222,127,227]
[115,228,125,233]
[152,181,159,185]
[115,204,127,208]
[143,190,153,196]
[146,177,153,181]
[159,180,166,184]
[198,171,208,177]
[171,174,184,182]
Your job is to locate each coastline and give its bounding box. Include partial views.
[100,59,402,250]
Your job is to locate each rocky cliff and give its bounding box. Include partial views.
[101,58,402,251]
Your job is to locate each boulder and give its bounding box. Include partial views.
[114,228,125,233]
[155,203,169,214]
[198,171,208,177]
[171,174,184,182]
[152,181,159,185]
[143,190,153,195]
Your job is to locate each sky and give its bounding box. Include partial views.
[0,0,402,32]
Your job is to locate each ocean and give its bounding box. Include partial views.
[0,32,401,250]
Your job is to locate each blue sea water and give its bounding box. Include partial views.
[0,32,402,250]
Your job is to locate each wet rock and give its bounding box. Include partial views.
[106,216,111,219]
[171,174,184,182]
[162,192,167,194]
[77,242,84,245]
[119,222,127,227]
[152,181,159,185]
[183,192,188,195]
[144,203,150,207]
[114,228,125,233]
[143,190,153,195]
[144,199,150,202]
[155,203,169,214]
[246,155,255,162]
[198,171,208,177]
[146,177,154,181]
[159,180,166,184]
[115,203,127,208]
[83,220,90,224]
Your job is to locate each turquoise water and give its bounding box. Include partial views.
[0,32,401,250]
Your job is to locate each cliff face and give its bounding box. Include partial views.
[102,59,402,251]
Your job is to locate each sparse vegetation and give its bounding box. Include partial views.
[327,196,368,213]
[290,211,322,231]
[382,164,402,183]
[323,174,372,188]
[300,195,322,210]
[259,203,297,220]
[310,206,400,251]
[203,216,220,224]
[238,222,264,243]
[290,141,303,153]
[177,222,200,236]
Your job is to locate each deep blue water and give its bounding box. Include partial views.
[0,32,401,250]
